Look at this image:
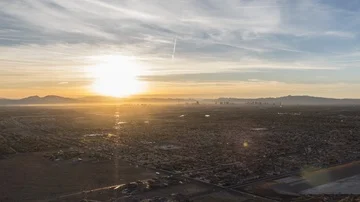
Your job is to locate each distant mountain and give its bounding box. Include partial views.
[1,95,360,105]
[0,95,192,105]
[0,95,77,105]
[20,95,41,102]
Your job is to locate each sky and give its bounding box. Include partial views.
[1,0,360,98]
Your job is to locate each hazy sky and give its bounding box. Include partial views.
[1,0,360,98]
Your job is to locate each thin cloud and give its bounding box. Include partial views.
[324,31,356,38]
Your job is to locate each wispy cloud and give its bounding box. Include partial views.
[58,81,69,85]
[141,67,360,84]
[324,31,356,38]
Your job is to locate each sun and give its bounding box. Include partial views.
[89,55,146,97]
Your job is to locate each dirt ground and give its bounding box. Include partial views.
[0,152,156,201]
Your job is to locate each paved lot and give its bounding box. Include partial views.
[244,161,360,198]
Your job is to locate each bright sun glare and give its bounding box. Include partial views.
[89,55,146,97]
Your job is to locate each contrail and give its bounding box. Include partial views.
[235,5,284,9]
[172,37,177,61]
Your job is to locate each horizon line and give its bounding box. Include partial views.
[2,94,360,100]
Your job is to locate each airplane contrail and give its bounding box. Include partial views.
[172,37,177,61]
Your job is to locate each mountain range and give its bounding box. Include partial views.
[1,95,360,105]
[0,95,193,105]
[0,95,77,105]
